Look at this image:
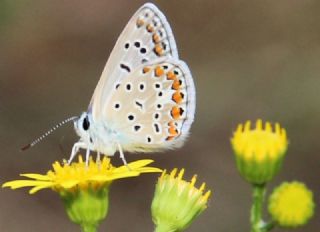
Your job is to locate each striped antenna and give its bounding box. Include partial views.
[21,116,78,151]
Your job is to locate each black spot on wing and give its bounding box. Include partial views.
[154,123,160,133]
[135,101,143,109]
[120,63,131,72]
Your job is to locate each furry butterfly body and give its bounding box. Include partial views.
[71,3,195,164]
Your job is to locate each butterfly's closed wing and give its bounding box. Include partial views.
[90,3,178,120]
[105,58,195,152]
[70,3,196,162]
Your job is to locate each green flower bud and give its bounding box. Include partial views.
[151,169,211,232]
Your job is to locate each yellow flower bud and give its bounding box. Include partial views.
[268,181,315,228]
[231,119,288,184]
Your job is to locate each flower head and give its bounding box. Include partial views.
[151,169,211,232]
[268,181,315,228]
[231,119,288,184]
[2,155,161,194]
[3,155,162,232]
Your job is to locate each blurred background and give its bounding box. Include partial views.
[1,0,319,231]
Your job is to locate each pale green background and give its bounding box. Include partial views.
[0,1,319,231]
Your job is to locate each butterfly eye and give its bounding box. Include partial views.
[82,116,90,131]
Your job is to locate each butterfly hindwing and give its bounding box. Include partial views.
[105,58,195,152]
[90,3,178,120]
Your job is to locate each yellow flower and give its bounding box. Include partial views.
[268,181,315,228]
[3,155,162,194]
[151,169,211,232]
[231,119,288,184]
[3,155,162,232]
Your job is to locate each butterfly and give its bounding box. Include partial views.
[23,3,195,165]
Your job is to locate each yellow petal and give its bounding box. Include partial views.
[3,180,50,189]
[136,167,163,173]
[21,173,52,180]
[29,182,54,194]
[127,159,155,170]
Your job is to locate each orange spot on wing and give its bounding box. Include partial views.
[172,91,183,104]
[168,121,175,128]
[171,107,184,119]
[167,121,179,140]
[171,106,180,119]
[154,44,163,56]
[143,66,151,73]
[172,79,181,90]
[169,127,178,136]
[166,136,175,141]
[147,24,154,32]
[166,71,176,80]
[153,33,161,43]
[155,66,164,77]
[136,19,144,27]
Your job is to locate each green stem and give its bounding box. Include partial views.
[81,223,98,232]
[261,221,276,232]
[250,184,266,232]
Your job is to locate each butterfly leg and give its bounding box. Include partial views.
[96,152,101,164]
[85,148,90,166]
[68,141,87,164]
[117,143,129,168]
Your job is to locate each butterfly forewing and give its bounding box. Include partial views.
[90,3,178,120]
[105,59,195,152]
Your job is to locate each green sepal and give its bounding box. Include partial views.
[235,151,285,185]
[59,186,109,232]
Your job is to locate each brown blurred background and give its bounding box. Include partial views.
[1,0,319,231]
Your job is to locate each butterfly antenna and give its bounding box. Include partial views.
[21,116,78,151]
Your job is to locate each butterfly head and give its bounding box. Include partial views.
[74,112,119,156]
[74,112,93,143]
